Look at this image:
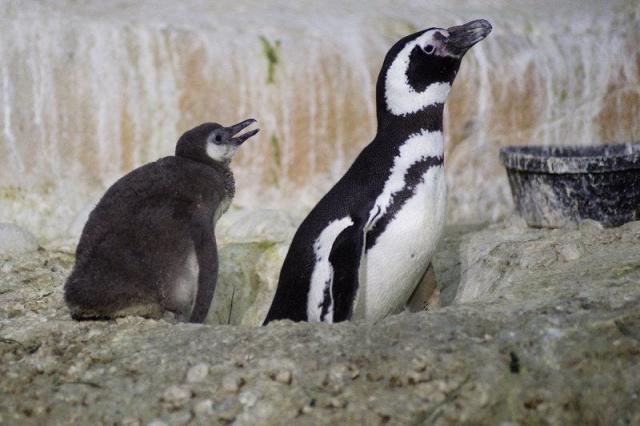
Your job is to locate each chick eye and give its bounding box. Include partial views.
[424,44,435,54]
[215,134,222,142]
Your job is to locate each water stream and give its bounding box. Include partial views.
[0,0,638,241]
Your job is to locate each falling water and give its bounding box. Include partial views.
[0,0,638,241]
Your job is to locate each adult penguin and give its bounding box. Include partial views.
[264,20,492,324]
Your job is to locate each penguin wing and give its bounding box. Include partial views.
[187,208,219,323]
[327,220,365,322]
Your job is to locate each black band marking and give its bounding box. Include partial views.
[406,46,460,93]
[319,279,332,322]
[366,155,443,250]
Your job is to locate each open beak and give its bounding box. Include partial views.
[445,19,492,56]
[228,118,260,145]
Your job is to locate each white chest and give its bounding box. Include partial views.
[166,246,200,321]
[354,132,447,321]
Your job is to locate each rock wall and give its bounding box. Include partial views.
[1,0,639,241]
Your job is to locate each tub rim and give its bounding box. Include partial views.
[499,142,640,174]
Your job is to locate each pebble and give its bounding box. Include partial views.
[66,361,87,378]
[193,399,214,417]
[34,356,59,375]
[121,416,140,426]
[166,411,192,425]
[86,329,103,339]
[366,370,384,382]
[162,385,191,408]
[327,397,347,408]
[406,370,427,384]
[186,363,209,383]
[410,356,428,372]
[431,391,446,403]
[328,364,352,383]
[238,390,258,407]
[147,420,168,426]
[216,398,240,421]
[349,368,360,380]
[274,370,292,384]
[557,242,581,261]
[221,374,245,394]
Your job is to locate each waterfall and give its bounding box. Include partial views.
[0,0,638,241]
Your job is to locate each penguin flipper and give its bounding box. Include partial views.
[327,221,365,322]
[188,217,218,323]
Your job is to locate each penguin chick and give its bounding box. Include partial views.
[64,119,259,323]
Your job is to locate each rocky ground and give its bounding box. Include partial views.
[1,214,639,425]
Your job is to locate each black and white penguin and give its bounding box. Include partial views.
[64,119,259,323]
[264,19,492,324]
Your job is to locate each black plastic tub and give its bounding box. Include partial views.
[499,143,640,228]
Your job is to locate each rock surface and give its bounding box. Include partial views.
[1,218,639,425]
[208,208,297,326]
[0,223,39,256]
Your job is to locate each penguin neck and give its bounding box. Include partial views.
[175,153,235,195]
[375,72,446,139]
[375,98,445,147]
[176,148,232,169]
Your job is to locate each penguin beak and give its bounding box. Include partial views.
[228,119,260,146]
[445,19,492,56]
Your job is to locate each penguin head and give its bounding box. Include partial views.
[175,119,259,165]
[378,19,492,118]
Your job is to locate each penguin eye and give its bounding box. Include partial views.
[215,134,222,142]
[424,44,435,54]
